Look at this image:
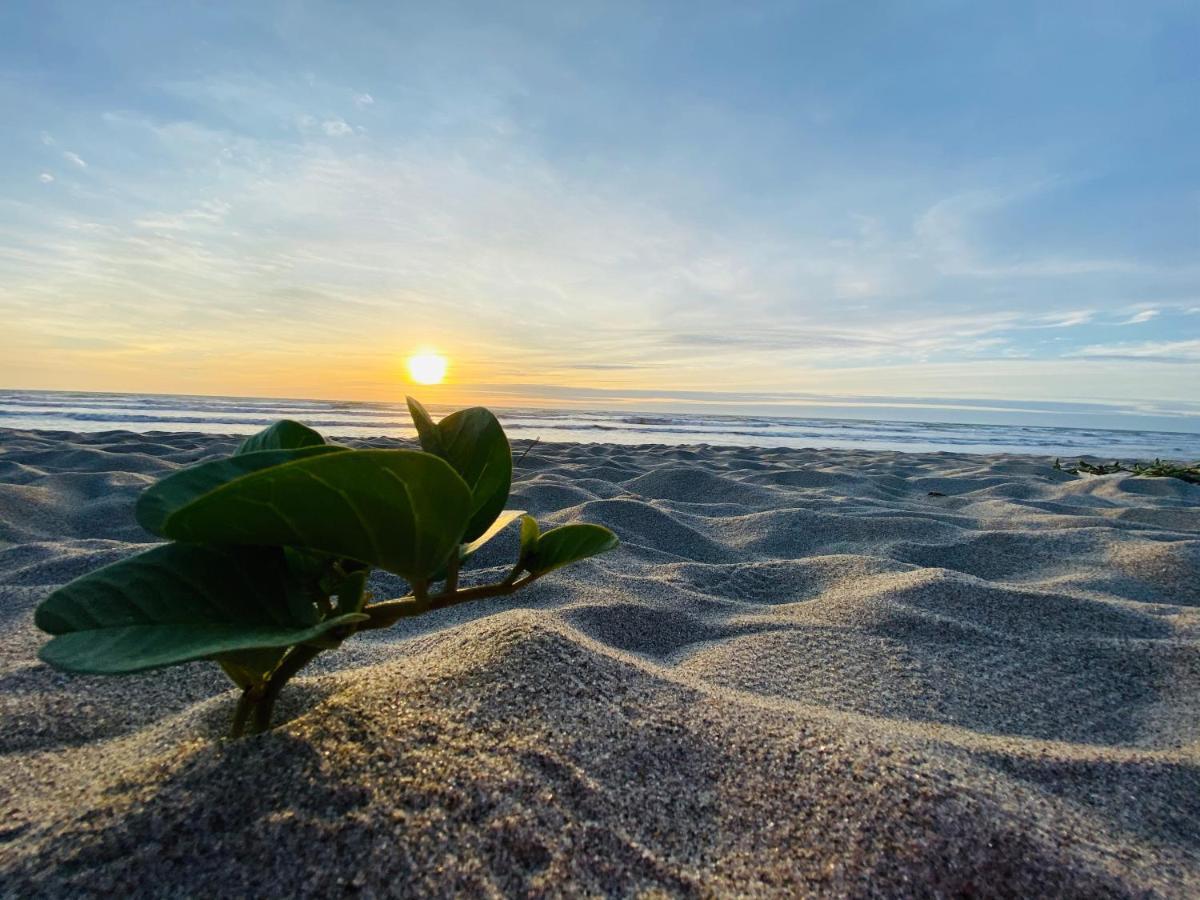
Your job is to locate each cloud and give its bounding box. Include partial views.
[556,362,653,370]
[62,151,87,168]
[38,172,54,183]
[1032,310,1094,328]
[132,200,231,231]
[914,187,1152,280]
[40,131,55,146]
[291,113,361,139]
[5,23,1196,416]
[1069,339,1200,362]
[1119,308,1159,325]
[10,114,1156,386]
[321,118,354,137]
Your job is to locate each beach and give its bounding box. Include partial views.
[1,428,1199,896]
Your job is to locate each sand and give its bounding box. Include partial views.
[1,428,1199,897]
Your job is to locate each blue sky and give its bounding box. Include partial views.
[1,1,1198,430]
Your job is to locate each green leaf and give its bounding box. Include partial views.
[141,449,473,582]
[36,543,366,675]
[420,404,512,543]
[525,523,618,576]
[136,445,346,536]
[461,509,525,559]
[237,419,326,455]
[407,396,444,456]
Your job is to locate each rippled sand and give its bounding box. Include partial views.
[1,429,1198,896]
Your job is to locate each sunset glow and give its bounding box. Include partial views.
[406,352,448,386]
[0,3,1195,434]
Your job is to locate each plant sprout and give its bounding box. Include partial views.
[34,399,618,737]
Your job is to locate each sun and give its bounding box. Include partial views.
[406,351,448,385]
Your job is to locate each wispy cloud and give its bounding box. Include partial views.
[1032,310,1094,328]
[1119,308,1159,325]
[132,198,231,231]
[320,118,354,137]
[62,151,87,168]
[913,186,1154,280]
[1069,340,1200,362]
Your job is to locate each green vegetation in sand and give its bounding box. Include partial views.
[34,399,618,737]
[1054,457,1200,485]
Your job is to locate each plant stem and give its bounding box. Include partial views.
[230,686,261,739]
[231,573,538,736]
[514,437,540,466]
[249,643,324,734]
[443,556,461,595]
[359,573,538,631]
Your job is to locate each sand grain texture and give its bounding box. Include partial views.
[1,429,1199,897]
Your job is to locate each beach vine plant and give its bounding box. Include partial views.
[1054,457,1200,485]
[34,398,617,737]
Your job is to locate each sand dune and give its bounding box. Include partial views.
[2,428,1199,896]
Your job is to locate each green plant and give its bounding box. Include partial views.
[1055,457,1200,484]
[34,400,618,737]
[1129,458,1200,484]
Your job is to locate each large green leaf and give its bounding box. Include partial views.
[137,445,346,536]
[524,523,618,576]
[237,419,326,455]
[36,543,365,675]
[407,397,512,542]
[139,449,473,582]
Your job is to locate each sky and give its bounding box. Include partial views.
[1,1,1198,431]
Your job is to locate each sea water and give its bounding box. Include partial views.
[1,389,1198,458]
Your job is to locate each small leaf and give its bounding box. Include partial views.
[136,445,346,536]
[281,547,329,625]
[525,523,618,576]
[461,509,525,559]
[36,543,366,675]
[518,514,539,565]
[237,419,326,455]
[330,568,370,614]
[142,449,473,582]
[218,647,288,689]
[406,396,444,456]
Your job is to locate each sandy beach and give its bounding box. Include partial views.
[1,427,1199,896]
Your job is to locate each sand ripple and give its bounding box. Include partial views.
[1,429,1198,896]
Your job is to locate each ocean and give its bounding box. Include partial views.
[1,389,1198,459]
